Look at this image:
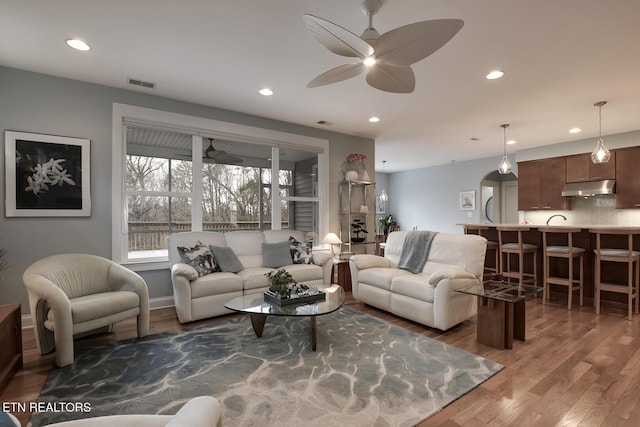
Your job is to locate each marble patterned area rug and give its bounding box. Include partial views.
[32,307,502,427]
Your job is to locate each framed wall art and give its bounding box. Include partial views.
[459,190,475,211]
[4,131,91,217]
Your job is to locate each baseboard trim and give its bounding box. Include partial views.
[21,296,176,329]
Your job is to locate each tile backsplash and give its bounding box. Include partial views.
[520,196,640,225]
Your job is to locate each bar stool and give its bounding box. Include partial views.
[497,225,538,286]
[590,228,640,320]
[464,225,499,279]
[538,226,585,309]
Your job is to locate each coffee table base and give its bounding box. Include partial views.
[250,314,319,351]
[476,296,525,349]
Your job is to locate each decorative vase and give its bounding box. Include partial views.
[345,170,358,181]
[361,170,370,181]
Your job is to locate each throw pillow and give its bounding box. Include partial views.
[262,241,293,268]
[209,245,244,273]
[177,241,219,277]
[289,236,313,264]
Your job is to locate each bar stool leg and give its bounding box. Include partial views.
[579,254,584,306]
[595,254,601,315]
[636,258,639,315]
[568,256,573,310]
[628,259,633,321]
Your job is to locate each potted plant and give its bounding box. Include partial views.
[351,219,368,242]
[379,215,397,235]
[265,269,297,299]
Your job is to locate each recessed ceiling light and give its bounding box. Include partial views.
[506,139,516,145]
[569,127,582,134]
[65,39,90,51]
[368,116,380,123]
[486,70,504,80]
[259,88,273,96]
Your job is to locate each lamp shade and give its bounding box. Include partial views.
[321,232,342,244]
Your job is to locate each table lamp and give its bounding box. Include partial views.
[321,232,342,258]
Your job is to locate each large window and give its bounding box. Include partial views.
[112,104,328,267]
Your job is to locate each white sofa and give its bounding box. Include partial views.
[349,231,487,331]
[168,230,333,323]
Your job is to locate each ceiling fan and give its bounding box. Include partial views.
[204,138,243,165]
[303,0,463,93]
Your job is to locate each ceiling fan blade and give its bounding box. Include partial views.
[374,19,464,66]
[366,63,415,93]
[303,14,373,58]
[307,63,366,88]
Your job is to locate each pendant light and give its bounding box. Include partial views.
[497,124,512,174]
[379,160,388,203]
[591,101,611,164]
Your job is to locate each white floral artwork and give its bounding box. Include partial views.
[459,190,475,211]
[4,131,91,217]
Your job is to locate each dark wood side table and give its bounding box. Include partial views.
[456,281,542,349]
[0,304,22,391]
[332,259,352,292]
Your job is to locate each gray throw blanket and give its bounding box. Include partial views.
[397,230,439,274]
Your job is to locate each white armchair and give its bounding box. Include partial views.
[23,254,149,367]
[42,396,223,427]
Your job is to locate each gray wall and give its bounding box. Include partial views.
[0,66,374,314]
[386,130,640,234]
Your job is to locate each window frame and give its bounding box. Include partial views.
[112,103,329,271]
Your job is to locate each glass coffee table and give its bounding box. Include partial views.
[224,284,345,351]
[456,280,543,349]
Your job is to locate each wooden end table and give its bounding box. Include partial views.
[456,281,543,349]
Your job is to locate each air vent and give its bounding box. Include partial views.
[128,78,155,89]
[316,120,334,126]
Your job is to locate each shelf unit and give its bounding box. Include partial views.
[339,180,376,255]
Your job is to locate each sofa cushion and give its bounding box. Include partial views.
[359,267,413,291]
[263,241,293,268]
[177,242,219,277]
[282,264,324,283]
[190,272,243,298]
[391,275,436,303]
[209,245,244,273]
[237,267,273,291]
[225,231,265,269]
[289,236,312,264]
[49,291,140,324]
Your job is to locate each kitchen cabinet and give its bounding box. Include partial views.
[518,158,570,210]
[566,152,616,182]
[615,146,640,208]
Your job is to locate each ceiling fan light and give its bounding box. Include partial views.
[363,56,377,67]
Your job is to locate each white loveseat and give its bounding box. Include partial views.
[168,230,333,323]
[349,231,487,331]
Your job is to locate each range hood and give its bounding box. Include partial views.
[561,179,615,197]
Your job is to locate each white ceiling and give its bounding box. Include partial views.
[1,0,639,172]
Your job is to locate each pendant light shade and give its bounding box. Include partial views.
[379,160,389,202]
[591,101,611,164]
[497,123,512,174]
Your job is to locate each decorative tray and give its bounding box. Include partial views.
[264,290,326,306]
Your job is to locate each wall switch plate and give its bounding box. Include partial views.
[467,212,473,217]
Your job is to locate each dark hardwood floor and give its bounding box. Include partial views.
[2,293,640,426]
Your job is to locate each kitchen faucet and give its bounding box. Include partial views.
[546,214,567,225]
